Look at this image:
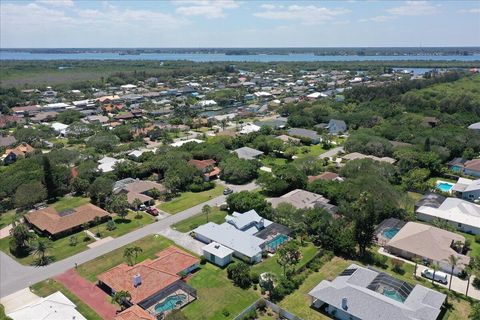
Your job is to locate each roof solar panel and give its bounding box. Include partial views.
[340,268,357,276]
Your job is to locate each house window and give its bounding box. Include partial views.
[458,223,462,227]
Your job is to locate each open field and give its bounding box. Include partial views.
[171,207,227,232]
[76,235,174,282]
[30,279,102,320]
[158,184,224,214]
[181,262,258,320]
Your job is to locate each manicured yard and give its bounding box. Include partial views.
[295,145,326,159]
[77,235,174,282]
[0,209,18,229]
[52,196,90,212]
[158,184,224,214]
[252,242,318,277]
[88,211,155,238]
[261,156,288,169]
[279,257,350,320]
[171,207,227,232]
[0,229,94,266]
[30,279,102,320]
[181,263,258,320]
[462,232,480,257]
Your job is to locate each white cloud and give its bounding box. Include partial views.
[359,15,396,23]
[459,8,480,14]
[253,4,350,25]
[36,0,75,7]
[175,0,239,18]
[387,1,438,16]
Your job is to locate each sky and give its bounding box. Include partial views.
[1,0,479,48]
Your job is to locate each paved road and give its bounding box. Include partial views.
[318,146,344,159]
[0,181,256,298]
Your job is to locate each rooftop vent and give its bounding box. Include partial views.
[342,298,348,310]
[133,273,142,287]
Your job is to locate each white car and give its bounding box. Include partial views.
[421,268,448,284]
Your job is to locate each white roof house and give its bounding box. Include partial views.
[198,100,217,107]
[202,242,234,259]
[225,209,273,235]
[416,197,480,235]
[233,147,264,160]
[120,84,137,90]
[452,177,480,201]
[308,264,445,320]
[50,122,69,135]
[239,123,261,134]
[98,156,123,173]
[306,92,327,99]
[7,291,86,320]
[170,139,204,147]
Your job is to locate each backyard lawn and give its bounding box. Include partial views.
[30,279,102,320]
[181,263,258,320]
[171,207,227,232]
[77,235,174,282]
[0,229,94,266]
[88,211,155,238]
[261,156,288,169]
[52,196,90,212]
[158,184,224,214]
[295,145,326,159]
[252,242,318,277]
[462,232,480,257]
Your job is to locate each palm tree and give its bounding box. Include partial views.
[123,246,143,266]
[464,266,472,297]
[94,216,101,237]
[32,238,53,266]
[202,205,211,223]
[413,257,422,278]
[447,255,459,291]
[132,198,143,219]
[111,290,131,310]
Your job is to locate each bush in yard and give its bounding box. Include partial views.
[473,276,480,290]
[106,220,116,231]
[391,258,405,273]
[69,235,77,246]
[222,309,230,317]
[250,271,260,284]
[200,256,207,265]
[373,253,388,268]
[227,261,252,289]
[475,234,480,244]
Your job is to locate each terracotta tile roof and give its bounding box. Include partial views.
[206,167,221,177]
[188,159,216,170]
[465,159,480,172]
[115,305,155,320]
[308,171,339,182]
[98,246,199,304]
[5,143,34,157]
[25,203,109,236]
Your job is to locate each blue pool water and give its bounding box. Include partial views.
[154,294,187,313]
[265,234,289,251]
[436,182,454,192]
[383,289,406,303]
[382,228,400,239]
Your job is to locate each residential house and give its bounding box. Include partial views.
[287,128,321,144]
[452,177,480,201]
[447,158,480,178]
[239,123,261,134]
[415,197,480,235]
[170,139,204,147]
[30,111,58,123]
[6,291,87,320]
[268,189,338,215]
[308,172,343,183]
[325,119,347,135]
[202,242,233,267]
[2,143,35,164]
[115,305,155,320]
[0,115,25,128]
[188,159,220,181]
[275,134,300,144]
[98,246,198,317]
[114,178,166,207]
[0,135,16,148]
[468,122,480,131]
[233,146,264,160]
[342,152,396,164]
[308,264,445,320]
[385,222,470,274]
[447,158,467,173]
[98,156,124,173]
[24,203,110,238]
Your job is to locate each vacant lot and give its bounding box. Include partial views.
[158,184,224,214]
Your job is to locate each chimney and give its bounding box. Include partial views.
[341,298,348,310]
[133,273,142,287]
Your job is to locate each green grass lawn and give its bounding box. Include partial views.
[279,257,350,320]
[462,232,480,257]
[77,235,174,282]
[0,209,18,229]
[0,229,94,266]
[158,184,224,214]
[88,211,155,239]
[30,279,102,320]
[181,263,258,320]
[261,156,288,169]
[252,242,318,278]
[52,196,90,212]
[295,145,326,159]
[171,208,227,233]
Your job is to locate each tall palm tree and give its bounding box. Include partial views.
[111,290,131,310]
[413,257,422,278]
[464,266,472,297]
[123,246,143,266]
[32,238,53,266]
[431,262,440,285]
[447,255,459,291]
[132,198,143,219]
[202,205,211,223]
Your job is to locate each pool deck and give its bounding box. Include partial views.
[146,289,194,316]
[436,180,454,193]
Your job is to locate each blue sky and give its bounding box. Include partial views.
[1,0,479,48]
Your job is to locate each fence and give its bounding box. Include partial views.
[234,298,303,320]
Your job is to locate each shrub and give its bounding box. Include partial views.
[69,235,78,247]
[473,277,480,290]
[475,234,480,244]
[373,253,388,268]
[253,284,257,290]
[227,262,252,289]
[250,272,260,284]
[200,256,207,265]
[391,258,404,273]
[106,220,116,231]
[222,309,230,317]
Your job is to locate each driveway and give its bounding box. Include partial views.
[159,228,204,256]
[0,180,258,298]
[0,288,40,313]
[318,146,344,159]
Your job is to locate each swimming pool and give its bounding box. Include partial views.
[436,181,454,193]
[265,234,289,251]
[383,289,406,303]
[381,227,400,239]
[154,294,187,313]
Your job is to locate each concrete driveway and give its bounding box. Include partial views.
[159,228,204,256]
[0,288,40,313]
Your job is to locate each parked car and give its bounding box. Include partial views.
[140,204,147,210]
[223,188,233,195]
[421,268,448,284]
[146,206,159,216]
